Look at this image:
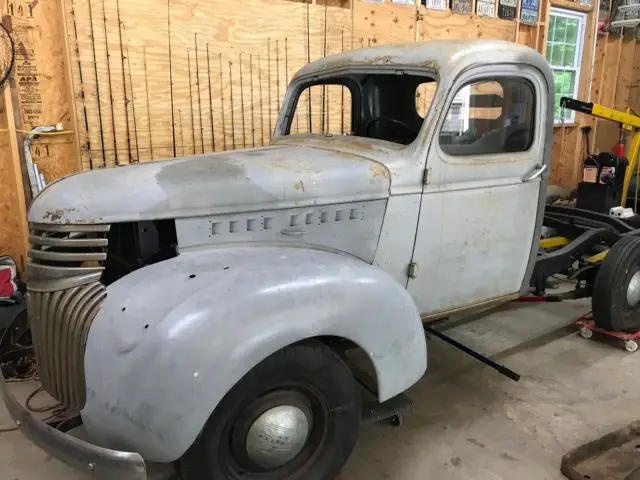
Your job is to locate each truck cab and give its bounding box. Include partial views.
[1,39,554,480]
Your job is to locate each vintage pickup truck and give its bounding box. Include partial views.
[1,39,555,479]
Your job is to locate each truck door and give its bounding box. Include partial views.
[407,65,549,317]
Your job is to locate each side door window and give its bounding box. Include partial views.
[438,78,536,157]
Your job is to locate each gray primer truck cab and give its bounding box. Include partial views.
[1,39,554,480]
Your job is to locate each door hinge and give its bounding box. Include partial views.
[408,262,419,279]
[422,167,431,185]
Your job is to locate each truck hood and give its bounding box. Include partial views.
[29,145,391,225]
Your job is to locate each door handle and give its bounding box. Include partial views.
[521,164,547,182]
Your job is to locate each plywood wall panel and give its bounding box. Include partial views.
[419,9,516,41]
[68,0,353,169]
[353,1,416,46]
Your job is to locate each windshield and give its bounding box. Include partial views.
[283,73,437,146]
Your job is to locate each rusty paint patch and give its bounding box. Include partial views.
[42,208,76,222]
[370,162,390,180]
[294,180,305,192]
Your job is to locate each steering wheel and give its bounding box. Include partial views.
[364,117,417,143]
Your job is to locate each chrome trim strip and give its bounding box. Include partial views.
[29,235,109,248]
[28,250,107,262]
[27,264,104,281]
[30,223,111,233]
[0,370,147,480]
[28,272,104,292]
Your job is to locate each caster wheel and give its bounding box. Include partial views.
[580,327,593,339]
[391,414,403,427]
[625,340,638,353]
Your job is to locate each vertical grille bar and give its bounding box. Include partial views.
[28,283,107,411]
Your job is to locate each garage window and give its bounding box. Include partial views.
[546,8,587,123]
[439,77,536,156]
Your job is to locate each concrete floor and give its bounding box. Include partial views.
[2,298,639,480]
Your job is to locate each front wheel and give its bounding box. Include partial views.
[179,341,362,480]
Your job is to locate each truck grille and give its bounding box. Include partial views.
[27,223,110,411]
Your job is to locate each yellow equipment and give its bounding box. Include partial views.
[560,97,640,209]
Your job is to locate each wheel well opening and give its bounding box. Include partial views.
[315,335,380,399]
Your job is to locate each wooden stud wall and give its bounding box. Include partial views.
[2,0,640,269]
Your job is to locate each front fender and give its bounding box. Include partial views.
[82,246,426,462]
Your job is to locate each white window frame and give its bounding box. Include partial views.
[547,7,587,124]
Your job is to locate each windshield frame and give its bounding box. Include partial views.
[275,65,440,149]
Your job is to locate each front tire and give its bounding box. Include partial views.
[179,340,362,480]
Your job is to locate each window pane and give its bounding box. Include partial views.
[291,84,352,136]
[562,45,576,67]
[554,94,575,122]
[553,70,576,95]
[439,78,536,156]
[554,16,568,42]
[554,94,563,121]
[550,44,564,66]
[548,15,557,42]
[565,19,579,44]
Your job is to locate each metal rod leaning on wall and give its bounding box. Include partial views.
[102,0,120,165]
[306,0,312,132]
[258,54,264,146]
[250,53,255,148]
[86,0,107,167]
[276,40,280,135]
[218,53,227,151]
[126,47,140,162]
[167,0,177,157]
[321,0,327,134]
[239,53,246,149]
[341,26,345,135]
[178,109,185,155]
[70,0,93,169]
[228,60,236,150]
[143,47,154,160]
[116,0,132,163]
[267,38,272,139]
[187,50,196,154]
[206,44,216,152]
[195,34,204,154]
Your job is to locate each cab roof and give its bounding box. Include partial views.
[293,39,552,86]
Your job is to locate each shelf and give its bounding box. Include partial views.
[618,4,640,11]
[610,18,640,27]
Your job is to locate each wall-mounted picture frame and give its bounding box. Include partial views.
[451,0,473,14]
[520,0,539,24]
[498,0,517,20]
[476,0,496,16]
